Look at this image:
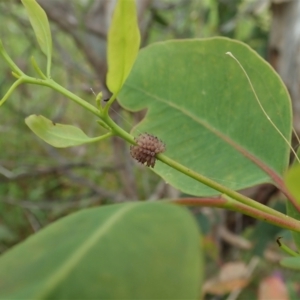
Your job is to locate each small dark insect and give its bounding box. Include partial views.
[130,133,166,168]
[52,121,56,126]
[276,237,282,247]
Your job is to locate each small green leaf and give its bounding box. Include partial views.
[280,256,300,270]
[0,202,202,299]
[21,0,52,74]
[106,0,140,94]
[25,115,100,148]
[284,164,300,250]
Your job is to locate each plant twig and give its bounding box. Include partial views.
[159,154,287,218]
[276,237,299,257]
[172,196,300,232]
[0,78,24,106]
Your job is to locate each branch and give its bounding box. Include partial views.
[172,196,300,232]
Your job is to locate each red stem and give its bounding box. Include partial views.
[172,197,300,232]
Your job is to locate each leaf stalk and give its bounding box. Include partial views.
[172,196,300,233]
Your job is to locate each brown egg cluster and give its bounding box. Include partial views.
[130,133,166,168]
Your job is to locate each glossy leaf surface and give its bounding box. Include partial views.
[0,202,202,299]
[119,38,292,195]
[107,0,140,94]
[25,115,99,148]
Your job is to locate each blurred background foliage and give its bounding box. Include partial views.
[0,0,299,298]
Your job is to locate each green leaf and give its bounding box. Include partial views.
[280,256,300,270]
[0,202,202,299]
[119,38,291,196]
[21,0,52,72]
[285,164,300,250]
[106,0,140,94]
[25,115,100,148]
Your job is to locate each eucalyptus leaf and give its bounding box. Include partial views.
[107,0,140,94]
[0,202,202,299]
[21,0,52,60]
[119,38,291,196]
[25,115,100,148]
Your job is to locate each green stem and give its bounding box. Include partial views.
[0,78,24,106]
[19,76,133,145]
[22,76,101,117]
[277,237,299,256]
[31,56,47,79]
[47,52,51,78]
[12,72,21,79]
[103,92,119,115]
[158,153,286,220]
[102,113,135,144]
[0,40,24,76]
[82,132,115,144]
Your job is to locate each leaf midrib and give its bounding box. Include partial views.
[124,83,282,178]
[34,203,138,298]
